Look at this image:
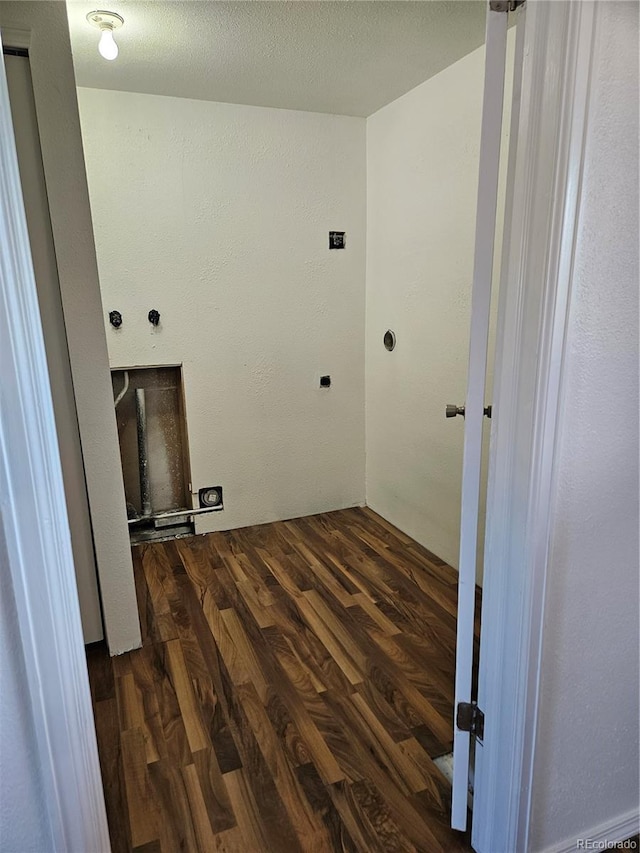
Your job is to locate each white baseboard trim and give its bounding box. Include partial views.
[541,807,640,853]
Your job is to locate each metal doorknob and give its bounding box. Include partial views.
[446,404,465,418]
[445,404,493,419]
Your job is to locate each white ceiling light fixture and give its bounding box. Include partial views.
[86,10,124,61]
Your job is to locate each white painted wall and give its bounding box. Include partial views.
[365,35,513,576]
[530,3,639,850]
[77,89,366,533]
[0,2,140,655]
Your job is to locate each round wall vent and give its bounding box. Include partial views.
[383,330,396,351]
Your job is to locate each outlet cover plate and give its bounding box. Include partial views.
[329,231,345,249]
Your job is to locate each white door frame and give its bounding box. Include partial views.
[472,1,597,850]
[0,38,111,852]
[0,1,598,850]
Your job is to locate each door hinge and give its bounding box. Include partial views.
[489,0,525,12]
[456,701,485,741]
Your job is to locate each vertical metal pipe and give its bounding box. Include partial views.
[114,370,129,408]
[135,388,152,518]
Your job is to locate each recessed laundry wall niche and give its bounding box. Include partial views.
[112,366,193,542]
[78,89,366,533]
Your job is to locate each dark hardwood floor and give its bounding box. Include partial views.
[87,506,474,852]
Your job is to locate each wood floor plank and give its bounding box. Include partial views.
[368,630,453,722]
[350,591,402,636]
[279,522,357,607]
[284,518,368,595]
[173,574,243,774]
[298,590,366,685]
[353,679,413,744]
[350,692,428,794]
[115,672,142,732]
[358,507,414,545]
[131,841,162,853]
[296,764,358,853]
[349,779,418,853]
[411,789,472,853]
[191,748,236,834]
[264,624,326,699]
[225,598,349,786]
[140,546,178,642]
[326,780,388,853]
[133,548,157,647]
[220,608,271,702]
[347,766,445,852]
[147,758,200,853]
[145,642,193,767]
[296,517,384,600]
[233,680,331,849]
[129,648,167,764]
[215,644,317,852]
[181,762,219,850]
[86,642,115,703]
[206,827,246,853]
[257,545,311,596]
[263,684,314,769]
[324,512,460,642]
[93,696,131,853]
[396,738,451,817]
[165,638,211,753]
[301,579,453,754]
[386,544,459,618]
[121,728,159,849]
[348,512,434,579]
[88,507,473,853]
[269,587,353,695]
[223,768,275,852]
[178,536,231,610]
[245,648,347,785]
[235,577,276,627]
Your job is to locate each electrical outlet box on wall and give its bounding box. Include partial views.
[314,372,333,390]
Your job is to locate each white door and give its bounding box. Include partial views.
[451,3,516,831]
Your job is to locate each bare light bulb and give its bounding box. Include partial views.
[98,26,118,60]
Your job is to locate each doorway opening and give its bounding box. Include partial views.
[10,1,520,849]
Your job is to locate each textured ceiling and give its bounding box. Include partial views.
[66,1,487,117]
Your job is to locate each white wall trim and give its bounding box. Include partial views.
[540,808,640,853]
[0,41,110,852]
[472,1,598,851]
